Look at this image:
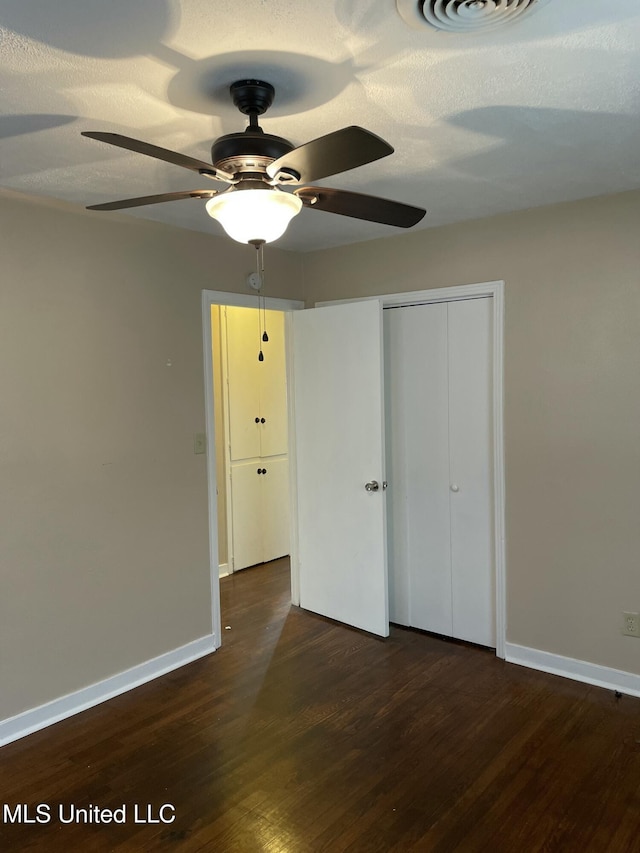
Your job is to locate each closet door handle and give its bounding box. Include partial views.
[260,418,266,424]
[365,480,380,492]
[450,484,459,493]
[255,417,260,423]
[262,468,267,474]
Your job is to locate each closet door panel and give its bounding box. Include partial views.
[259,310,289,458]
[385,304,452,634]
[448,298,494,646]
[226,307,262,461]
[261,457,290,563]
[230,462,264,571]
[384,313,410,626]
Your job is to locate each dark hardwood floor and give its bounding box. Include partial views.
[2,558,640,852]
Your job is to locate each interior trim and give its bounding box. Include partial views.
[505,642,640,698]
[0,635,217,747]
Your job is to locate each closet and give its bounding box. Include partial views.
[384,297,494,647]
[223,306,289,571]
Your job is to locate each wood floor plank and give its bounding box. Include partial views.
[1,558,640,851]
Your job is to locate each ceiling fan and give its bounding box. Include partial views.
[82,79,426,244]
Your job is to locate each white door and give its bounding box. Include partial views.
[385,297,494,647]
[291,301,389,637]
[385,302,452,635]
[448,298,494,645]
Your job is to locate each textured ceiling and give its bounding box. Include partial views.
[1,0,639,252]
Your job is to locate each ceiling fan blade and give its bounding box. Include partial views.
[86,190,219,211]
[81,132,233,181]
[267,126,393,185]
[294,186,426,228]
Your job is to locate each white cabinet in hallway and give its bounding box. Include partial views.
[225,306,288,462]
[223,306,289,571]
[228,457,290,571]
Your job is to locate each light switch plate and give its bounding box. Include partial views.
[194,433,207,455]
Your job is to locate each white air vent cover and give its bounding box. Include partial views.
[397,0,551,33]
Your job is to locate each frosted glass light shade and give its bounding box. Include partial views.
[205,188,302,244]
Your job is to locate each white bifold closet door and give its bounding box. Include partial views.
[385,297,494,647]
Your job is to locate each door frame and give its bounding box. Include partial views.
[316,281,506,659]
[202,281,506,657]
[201,289,304,649]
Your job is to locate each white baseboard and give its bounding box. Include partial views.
[219,562,230,578]
[0,634,217,747]
[505,642,640,698]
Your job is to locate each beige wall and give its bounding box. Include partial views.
[3,182,639,728]
[304,189,640,676]
[0,189,302,722]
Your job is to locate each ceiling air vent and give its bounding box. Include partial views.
[396,0,551,33]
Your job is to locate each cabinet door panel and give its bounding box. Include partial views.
[261,457,290,563]
[230,462,264,571]
[226,307,262,462]
[259,310,289,458]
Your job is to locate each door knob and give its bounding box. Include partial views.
[365,480,380,492]
[450,484,459,493]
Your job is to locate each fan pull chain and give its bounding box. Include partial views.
[259,241,269,344]
[250,239,269,362]
[254,243,264,362]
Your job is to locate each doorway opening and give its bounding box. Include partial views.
[211,304,290,578]
[203,282,504,656]
[201,290,304,648]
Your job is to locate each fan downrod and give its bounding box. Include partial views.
[210,79,293,175]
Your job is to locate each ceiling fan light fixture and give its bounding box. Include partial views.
[205,187,302,244]
[82,79,425,235]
